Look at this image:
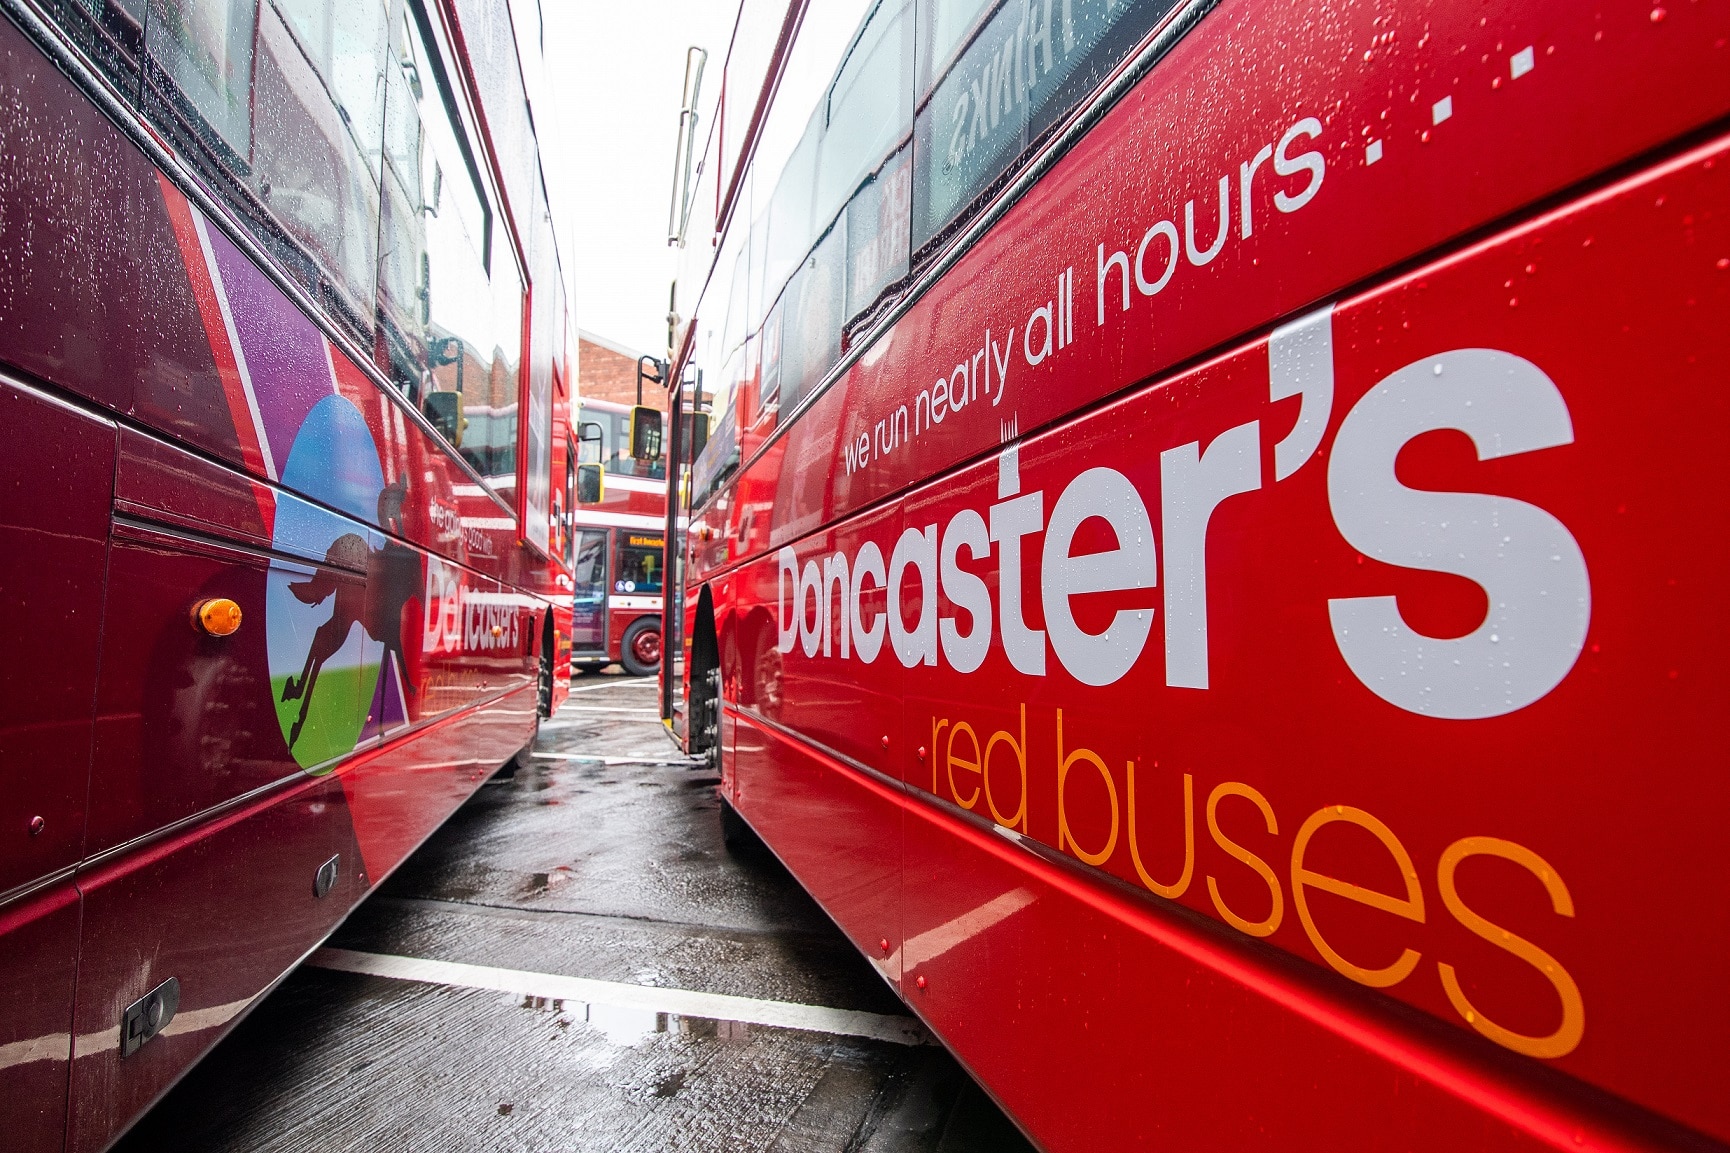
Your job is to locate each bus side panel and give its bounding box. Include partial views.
[0,380,114,893]
[901,797,1631,1153]
[472,685,540,771]
[0,378,116,1152]
[68,772,360,1153]
[743,509,909,781]
[731,712,903,994]
[0,884,81,1153]
[761,134,1730,1143]
[726,500,912,985]
[335,712,483,885]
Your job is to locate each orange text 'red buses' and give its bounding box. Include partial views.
[657,0,1730,1149]
[0,0,578,1147]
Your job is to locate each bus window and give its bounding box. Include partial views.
[376,1,523,498]
[571,529,609,652]
[146,0,256,159]
[615,537,664,595]
[578,405,666,480]
[252,0,387,328]
[912,0,1180,249]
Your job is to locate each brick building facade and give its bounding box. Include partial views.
[577,329,665,412]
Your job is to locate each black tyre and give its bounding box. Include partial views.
[536,629,554,717]
[619,617,661,677]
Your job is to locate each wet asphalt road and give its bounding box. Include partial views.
[117,672,1035,1152]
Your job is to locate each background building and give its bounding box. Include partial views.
[577,329,664,412]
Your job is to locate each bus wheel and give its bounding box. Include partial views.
[621,618,661,677]
[536,624,555,717]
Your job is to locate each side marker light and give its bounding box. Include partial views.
[193,598,243,637]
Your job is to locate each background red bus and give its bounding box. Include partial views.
[0,0,576,1147]
[572,398,669,675]
[660,0,1730,1150]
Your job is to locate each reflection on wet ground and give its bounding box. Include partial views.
[118,671,1034,1151]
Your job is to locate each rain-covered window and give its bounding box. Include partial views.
[146,0,256,159]
[817,0,913,235]
[142,0,393,339]
[251,0,388,328]
[375,1,523,499]
[912,0,1181,249]
[844,143,910,325]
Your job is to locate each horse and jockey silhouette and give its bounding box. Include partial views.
[280,479,418,750]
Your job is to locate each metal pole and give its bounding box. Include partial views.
[660,370,686,727]
[635,354,664,408]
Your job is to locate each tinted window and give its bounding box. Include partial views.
[53,0,149,93]
[758,301,784,427]
[779,222,846,410]
[272,0,389,161]
[461,252,523,492]
[251,0,386,323]
[375,2,522,496]
[844,143,911,322]
[817,0,913,232]
[572,530,608,649]
[616,541,665,595]
[690,396,740,507]
[917,0,995,93]
[761,117,820,322]
[577,406,664,480]
[912,0,1179,249]
[146,0,254,158]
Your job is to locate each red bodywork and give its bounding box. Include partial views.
[571,398,669,670]
[674,0,1730,1148]
[570,519,669,670]
[0,3,573,1149]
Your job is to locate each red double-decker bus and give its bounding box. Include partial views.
[571,398,669,676]
[0,0,575,1147]
[661,0,1730,1149]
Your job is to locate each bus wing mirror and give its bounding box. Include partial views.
[577,421,603,458]
[687,411,710,459]
[576,463,604,504]
[630,406,663,460]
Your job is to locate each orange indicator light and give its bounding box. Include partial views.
[193,598,243,637]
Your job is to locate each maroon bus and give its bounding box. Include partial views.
[572,399,669,676]
[0,0,576,1148]
[659,0,1730,1150]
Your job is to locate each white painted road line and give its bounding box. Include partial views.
[307,948,933,1047]
[532,752,702,767]
[565,679,658,694]
[547,706,663,716]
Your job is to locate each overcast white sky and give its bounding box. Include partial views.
[539,2,740,360]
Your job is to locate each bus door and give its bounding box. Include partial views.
[571,529,609,660]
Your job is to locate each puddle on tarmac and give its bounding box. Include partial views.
[509,992,752,1047]
[525,865,575,894]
